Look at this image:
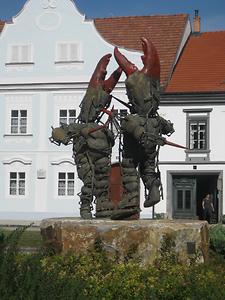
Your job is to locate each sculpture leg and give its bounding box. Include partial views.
[75,153,94,219]
[94,156,114,218]
[140,157,161,207]
[111,134,140,219]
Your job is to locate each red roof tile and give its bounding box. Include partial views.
[94,14,189,88]
[166,31,225,93]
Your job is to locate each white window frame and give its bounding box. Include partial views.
[59,109,76,125]
[184,108,212,162]
[51,160,78,199]
[9,172,26,196]
[53,92,83,128]
[4,95,33,136]
[58,172,75,196]
[10,109,28,134]
[189,118,207,150]
[7,44,33,65]
[3,159,32,199]
[55,42,83,63]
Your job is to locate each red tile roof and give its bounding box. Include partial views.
[94,14,189,88]
[166,31,225,93]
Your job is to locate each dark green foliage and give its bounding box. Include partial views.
[158,233,178,264]
[222,215,225,224]
[0,225,32,299]
[0,227,224,300]
[209,224,225,256]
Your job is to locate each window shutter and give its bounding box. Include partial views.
[70,43,78,61]
[10,45,31,63]
[58,43,68,61]
[11,45,19,63]
[57,43,79,62]
[21,45,31,62]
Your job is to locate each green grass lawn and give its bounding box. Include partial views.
[0,227,43,248]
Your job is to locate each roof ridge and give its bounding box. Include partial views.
[94,13,188,21]
[201,30,225,34]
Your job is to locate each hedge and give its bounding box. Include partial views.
[0,227,224,300]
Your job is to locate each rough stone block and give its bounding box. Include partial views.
[40,218,209,266]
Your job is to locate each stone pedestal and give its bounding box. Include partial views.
[40,218,209,266]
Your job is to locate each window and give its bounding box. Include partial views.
[56,43,80,62]
[110,109,128,134]
[120,109,128,119]
[11,110,27,134]
[58,172,75,196]
[8,44,33,64]
[59,109,76,125]
[189,120,207,150]
[9,172,25,196]
[4,95,32,137]
[184,108,212,162]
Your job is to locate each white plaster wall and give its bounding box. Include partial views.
[0,0,224,220]
[158,106,187,162]
[0,0,143,84]
[210,106,225,161]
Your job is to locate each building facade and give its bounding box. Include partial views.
[1,0,224,222]
[0,0,150,219]
[162,30,225,222]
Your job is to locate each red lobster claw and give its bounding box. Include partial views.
[89,54,122,94]
[114,37,160,81]
[114,48,138,77]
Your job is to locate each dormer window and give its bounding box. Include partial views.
[7,44,33,65]
[55,42,83,64]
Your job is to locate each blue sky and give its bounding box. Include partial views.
[0,0,224,32]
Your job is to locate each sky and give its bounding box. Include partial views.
[0,0,224,32]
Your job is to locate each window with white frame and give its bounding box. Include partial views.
[189,119,207,150]
[9,172,26,196]
[59,109,76,125]
[184,108,212,162]
[8,44,33,64]
[56,42,80,63]
[4,95,32,136]
[58,172,75,196]
[11,110,27,134]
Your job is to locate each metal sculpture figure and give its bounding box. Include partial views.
[50,54,122,219]
[111,38,175,219]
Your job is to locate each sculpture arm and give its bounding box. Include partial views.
[121,115,166,148]
[50,123,84,146]
[158,116,175,136]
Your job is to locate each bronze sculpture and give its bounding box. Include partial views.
[50,37,185,220]
[50,54,122,219]
[111,38,174,219]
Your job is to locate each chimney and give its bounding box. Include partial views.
[193,10,201,33]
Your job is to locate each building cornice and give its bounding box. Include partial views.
[0,81,126,92]
[161,91,225,105]
[159,161,225,165]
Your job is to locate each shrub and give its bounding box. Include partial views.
[209,224,225,256]
[0,227,224,299]
[222,215,225,224]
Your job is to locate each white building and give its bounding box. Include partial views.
[1,0,224,222]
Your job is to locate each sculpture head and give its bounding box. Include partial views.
[78,54,122,123]
[114,38,160,115]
